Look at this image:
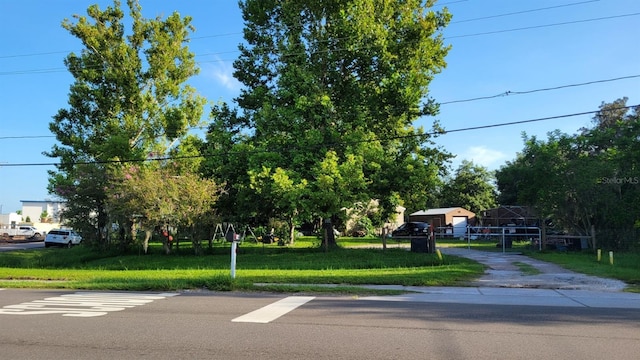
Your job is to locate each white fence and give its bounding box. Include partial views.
[435,226,542,252]
[435,226,595,252]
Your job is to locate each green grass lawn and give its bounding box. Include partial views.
[2,236,638,293]
[0,237,483,294]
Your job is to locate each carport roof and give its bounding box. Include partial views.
[410,207,465,216]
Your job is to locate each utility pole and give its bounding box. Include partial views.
[0,162,6,215]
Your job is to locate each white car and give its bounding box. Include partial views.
[44,229,82,248]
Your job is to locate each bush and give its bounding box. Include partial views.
[350,216,375,237]
[595,228,640,251]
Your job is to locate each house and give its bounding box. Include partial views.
[343,200,405,236]
[1,200,66,234]
[0,212,23,228]
[20,200,67,228]
[409,207,476,238]
[480,205,538,227]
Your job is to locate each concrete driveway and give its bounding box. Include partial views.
[358,247,639,309]
[438,247,627,292]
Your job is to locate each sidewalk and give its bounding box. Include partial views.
[359,247,640,309]
[359,285,640,309]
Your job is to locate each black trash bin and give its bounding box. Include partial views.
[496,239,513,248]
[410,237,429,253]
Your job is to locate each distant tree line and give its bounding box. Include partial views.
[496,98,640,250]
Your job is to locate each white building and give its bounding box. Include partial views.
[19,200,67,224]
[0,212,23,228]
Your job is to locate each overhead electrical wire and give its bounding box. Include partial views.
[450,0,600,24]
[447,12,640,39]
[1,8,638,75]
[0,135,55,140]
[0,74,638,141]
[0,0,594,61]
[1,105,636,168]
[1,2,636,165]
[440,106,638,134]
[439,74,640,105]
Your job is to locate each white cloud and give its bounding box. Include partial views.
[458,146,507,169]
[201,57,242,92]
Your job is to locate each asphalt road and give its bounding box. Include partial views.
[0,241,44,252]
[1,288,639,360]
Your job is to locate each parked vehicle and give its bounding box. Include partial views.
[391,222,431,237]
[0,225,42,239]
[44,229,82,248]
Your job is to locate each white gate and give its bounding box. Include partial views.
[452,216,467,238]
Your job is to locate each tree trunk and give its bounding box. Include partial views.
[382,227,388,250]
[143,229,152,254]
[118,225,126,250]
[162,237,172,255]
[97,206,109,247]
[322,218,336,249]
[120,220,134,252]
[192,225,202,255]
[162,225,172,255]
[288,218,296,245]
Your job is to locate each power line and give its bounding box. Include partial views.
[0,0,561,61]
[0,1,467,60]
[0,36,244,61]
[447,12,640,39]
[1,105,636,168]
[435,0,469,7]
[440,74,640,105]
[1,74,638,141]
[0,135,55,140]
[1,9,638,75]
[441,106,637,134]
[0,50,72,59]
[450,0,600,24]
[0,1,468,59]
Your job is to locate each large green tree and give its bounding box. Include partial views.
[440,160,497,215]
[203,0,452,245]
[496,99,640,249]
[46,0,205,245]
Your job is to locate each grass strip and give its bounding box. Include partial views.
[0,240,484,293]
[512,261,542,276]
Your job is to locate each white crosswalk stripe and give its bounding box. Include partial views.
[0,291,178,317]
[232,296,315,323]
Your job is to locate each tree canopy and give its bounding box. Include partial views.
[495,98,640,249]
[202,0,453,245]
[440,160,497,215]
[46,0,208,246]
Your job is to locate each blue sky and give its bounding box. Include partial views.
[1,0,639,213]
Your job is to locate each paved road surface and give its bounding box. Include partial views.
[1,244,640,358]
[1,288,639,360]
[0,240,44,252]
